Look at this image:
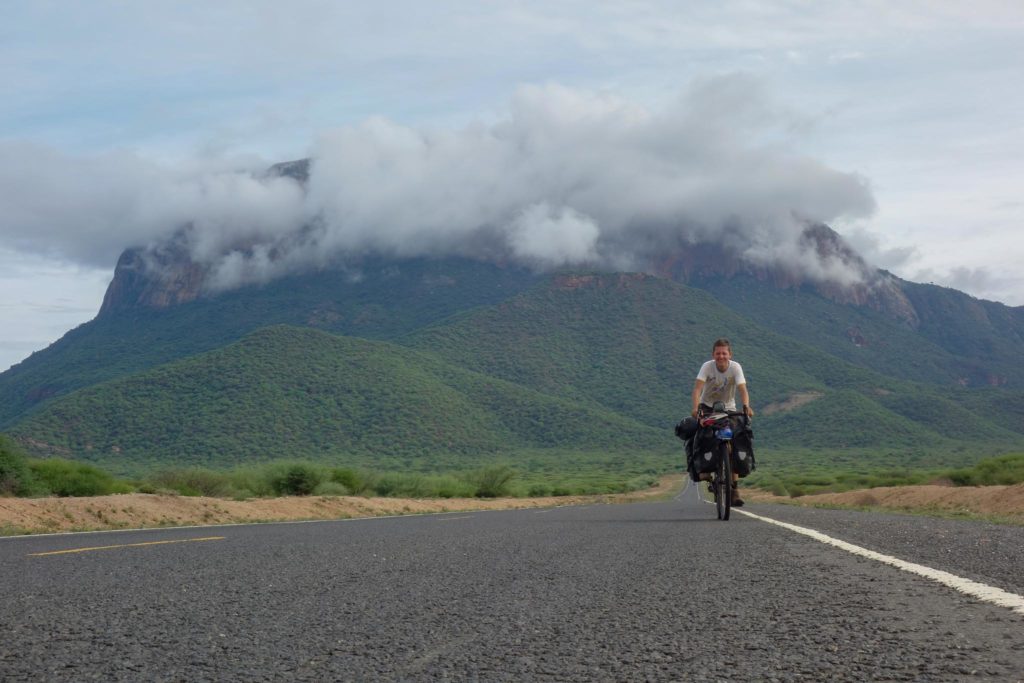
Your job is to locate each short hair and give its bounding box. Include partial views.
[712,338,731,352]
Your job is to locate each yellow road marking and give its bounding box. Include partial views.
[436,516,474,521]
[29,536,225,557]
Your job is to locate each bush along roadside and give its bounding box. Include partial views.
[745,452,1024,498]
[1,444,658,500]
[0,434,44,496]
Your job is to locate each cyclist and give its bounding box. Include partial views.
[690,338,754,506]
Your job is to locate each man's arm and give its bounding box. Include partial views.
[691,379,705,417]
[737,383,754,417]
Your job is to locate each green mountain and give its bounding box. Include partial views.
[0,256,537,428]
[7,274,1022,479]
[3,217,1023,480]
[694,273,1024,388]
[401,273,1023,452]
[7,325,666,474]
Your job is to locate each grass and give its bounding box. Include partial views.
[746,452,1024,498]
[6,438,1021,504]
[137,461,657,500]
[764,498,1024,527]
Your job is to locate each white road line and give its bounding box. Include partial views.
[673,479,690,501]
[738,508,1024,616]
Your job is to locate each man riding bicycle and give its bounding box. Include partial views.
[690,338,754,506]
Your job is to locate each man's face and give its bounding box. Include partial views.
[713,345,731,372]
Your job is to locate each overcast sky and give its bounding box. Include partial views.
[2,1,1023,371]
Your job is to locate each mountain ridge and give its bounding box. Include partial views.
[7,274,1023,476]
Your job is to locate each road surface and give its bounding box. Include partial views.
[2,484,1023,681]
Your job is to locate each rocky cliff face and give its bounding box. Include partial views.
[98,238,207,316]
[97,220,921,329]
[651,223,920,328]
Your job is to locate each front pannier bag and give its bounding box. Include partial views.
[731,426,756,477]
[690,428,719,476]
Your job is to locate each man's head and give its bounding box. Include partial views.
[712,338,732,372]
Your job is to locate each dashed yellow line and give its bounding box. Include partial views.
[28,536,225,557]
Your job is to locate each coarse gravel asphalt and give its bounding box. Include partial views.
[2,482,1023,682]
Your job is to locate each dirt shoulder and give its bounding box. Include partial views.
[0,475,684,536]
[7,477,1023,535]
[744,482,1024,524]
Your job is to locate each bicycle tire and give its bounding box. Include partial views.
[720,442,732,521]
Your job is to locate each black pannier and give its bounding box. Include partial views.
[688,427,719,477]
[685,419,756,481]
[731,425,756,477]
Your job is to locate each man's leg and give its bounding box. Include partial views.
[731,475,744,507]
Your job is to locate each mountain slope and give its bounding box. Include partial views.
[5,221,1023,431]
[7,275,1023,476]
[401,273,1024,453]
[695,274,1024,388]
[0,257,539,428]
[8,326,666,473]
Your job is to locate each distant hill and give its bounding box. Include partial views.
[7,325,667,474]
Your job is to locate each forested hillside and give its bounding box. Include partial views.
[7,274,1023,477]
[0,258,537,428]
[7,326,667,474]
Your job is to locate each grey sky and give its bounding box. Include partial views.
[2,1,1023,370]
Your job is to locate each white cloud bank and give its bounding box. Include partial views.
[1,78,876,292]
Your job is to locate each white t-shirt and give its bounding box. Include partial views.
[696,360,747,411]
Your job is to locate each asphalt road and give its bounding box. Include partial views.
[2,485,1023,682]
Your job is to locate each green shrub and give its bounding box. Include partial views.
[312,481,350,496]
[228,467,274,498]
[29,459,132,497]
[0,435,40,496]
[527,483,552,497]
[464,465,516,498]
[148,468,233,497]
[371,472,432,498]
[429,475,476,498]
[944,453,1024,486]
[329,467,371,495]
[267,462,325,496]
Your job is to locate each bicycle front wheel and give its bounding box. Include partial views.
[718,442,732,521]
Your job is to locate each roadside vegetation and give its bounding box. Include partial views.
[746,452,1024,497]
[5,428,1022,503]
[1,435,658,500]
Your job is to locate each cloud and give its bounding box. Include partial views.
[913,265,1024,304]
[0,78,877,291]
[508,203,600,266]
[290,78,875,286]
[841,226,918,271]
[0,142,306,268]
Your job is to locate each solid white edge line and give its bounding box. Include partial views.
[737,508,1024,617]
